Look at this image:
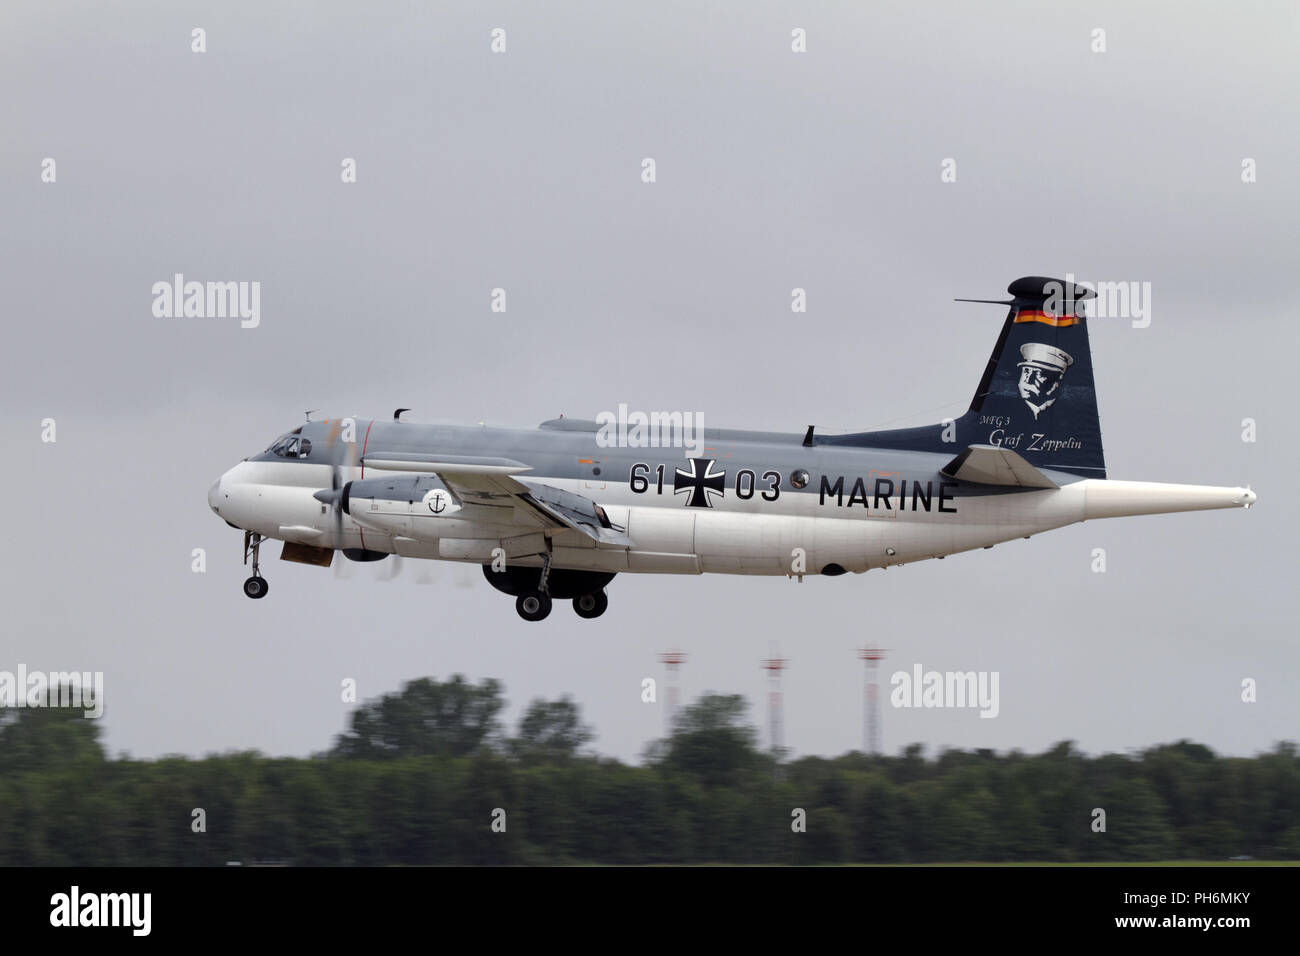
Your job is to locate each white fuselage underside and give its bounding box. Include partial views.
[210,460,1251,576]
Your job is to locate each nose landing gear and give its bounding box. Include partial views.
[242,532,269,599]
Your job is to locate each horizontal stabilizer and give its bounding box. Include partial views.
[942,445,1058,488]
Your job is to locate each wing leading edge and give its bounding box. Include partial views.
[359,455,631,547]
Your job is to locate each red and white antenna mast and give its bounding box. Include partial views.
[761,647,788,756]
[658,650,687,734]
[858,645,888,755]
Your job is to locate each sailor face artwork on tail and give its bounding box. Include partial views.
[1017,343,1073,420]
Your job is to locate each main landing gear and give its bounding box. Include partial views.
[516,591,552,622]
[573,590,608,619]
[482,563,614,622]
[514,587,607,622]
[242,532,269,599]
[515,551,554,622]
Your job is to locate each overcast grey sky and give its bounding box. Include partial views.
[3,0,1296,762]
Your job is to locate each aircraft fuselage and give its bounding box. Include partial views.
[209,418,1252,578]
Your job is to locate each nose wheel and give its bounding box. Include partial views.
[242,532,269,599]
[573,589,608,619]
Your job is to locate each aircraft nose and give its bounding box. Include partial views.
[208,478,222,514]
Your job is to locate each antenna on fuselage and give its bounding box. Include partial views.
[305,409,318,422]
[393,408,411,422]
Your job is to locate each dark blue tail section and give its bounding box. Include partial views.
[963,277,1105,477]
[825,276,1106,479]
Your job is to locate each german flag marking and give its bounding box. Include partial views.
[1014,310,1079,327]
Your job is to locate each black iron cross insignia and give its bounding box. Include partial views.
[674,458,726,508]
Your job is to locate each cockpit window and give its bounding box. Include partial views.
[267,436,311,459]
[263,429,314,459]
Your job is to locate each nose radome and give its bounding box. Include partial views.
[208,478,222,514]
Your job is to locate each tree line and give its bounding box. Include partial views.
[1,676,1295,865]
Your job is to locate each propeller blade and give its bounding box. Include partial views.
[314,418,352,543]
[378,554,403,581]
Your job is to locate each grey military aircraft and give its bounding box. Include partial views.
[208,277,1255,621]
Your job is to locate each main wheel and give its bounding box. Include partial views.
[573,589,608,619]
[243,576,268,599]
[515,591,552,622]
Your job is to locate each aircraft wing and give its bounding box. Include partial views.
[359,454,631,547]
[940,445,1058,488]
[361,453,532,504]
[516,479,632,547]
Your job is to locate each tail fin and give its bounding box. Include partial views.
[960,276,1105,478]
[826,276,1106,479]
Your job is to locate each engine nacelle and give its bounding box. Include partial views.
[341,474,464,538]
